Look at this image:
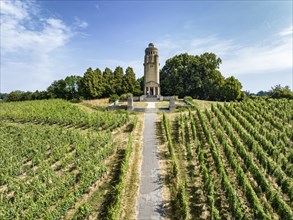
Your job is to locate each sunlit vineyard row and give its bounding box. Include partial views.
[162,98,292,219]
[0,99,128,131]
[0,99,135,219]
[0,122,115,219]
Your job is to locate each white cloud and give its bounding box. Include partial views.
[0,0,88,92]
[189,36,238,57]
[219,35,292,76]
[156,37,181,51]
[73,17,88,29]
[0,0,30,20]
[1,1,72,54]
[279,25,293,36]
[153,30,292,79]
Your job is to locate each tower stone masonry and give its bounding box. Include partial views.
[144,43,160,96]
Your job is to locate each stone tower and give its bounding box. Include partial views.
[144,43,160,96]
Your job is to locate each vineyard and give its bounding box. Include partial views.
[161,98,293,219]
[0,99,128,131]
[0,97,292,219]
[0,99,141,219]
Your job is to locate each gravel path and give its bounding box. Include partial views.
[137,113,163,219]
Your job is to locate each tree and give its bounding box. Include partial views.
[0,93,9,101]
[160,53,196,97]
[123,67,142,95]
[202,70,225,100]
[7,90,25,102]
[102,67,115,97]
[81,68,104,99]
[160,52,232,100]
[221,76,242,101]
[269,85,293,99]
[137,76,144,94]
[256,90,269,96]
[113,66,124,95]
[29,90,49,100]
[47,79,67,99]
[64,75,82,100]
[198,53,224,100]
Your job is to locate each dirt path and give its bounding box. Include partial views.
[137,113,163,219]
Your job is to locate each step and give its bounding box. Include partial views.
[144,98,159,102]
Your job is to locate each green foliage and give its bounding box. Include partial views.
[7,90,24,101]
[160,52,242,101]
[102,67,115,97]
[212,100,293,219]
[175,182,190,220]
[46,75,83,101]
[0,98,136,219]
[74,204,91,220]
[256,90,270,96]
[80,66,142,99]
[47,79,67,99]
[109,94,119,103]
[64,75,83,100]
[137,76,144,94]
[0,121,113,219]
[119,93,132,100]
[0,99,128,131]
[184,96,193,103]
[0,93,8,101]
[44,65,142,101]
[269,85,293,99]
[221,76,243,101]
[113,66,124,96]
[7,90,38,102]
[106,136,133,220]
[123,67,141,96]
[81,68,104,99]
[162,113,190,219]
[166,98,292,219]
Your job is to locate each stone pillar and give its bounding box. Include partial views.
[127,96,133,111]
[169,96,176,111]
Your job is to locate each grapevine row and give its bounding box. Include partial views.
[195,108,255,219]
[162,113,190,219]
[212,105,293,219]
[0,122,115,219]
[0,99,128,131]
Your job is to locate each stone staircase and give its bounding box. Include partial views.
[133,108,169,113]
[143,95,160,102]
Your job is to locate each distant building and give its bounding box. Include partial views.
[144,43,160,96]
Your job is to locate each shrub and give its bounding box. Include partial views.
[109,94,119,103]
[119,93,133,100]
[184,96,193,103]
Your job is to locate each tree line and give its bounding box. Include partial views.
[249,85,293,99]
[1,52,292,102]
[2,66,142,102]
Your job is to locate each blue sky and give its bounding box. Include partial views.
[1,0,292,93]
